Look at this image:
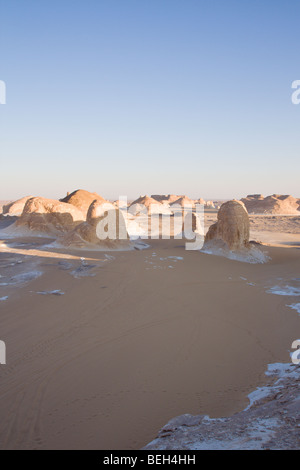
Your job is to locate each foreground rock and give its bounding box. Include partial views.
[16,197,85,234]
[205,200,250,251]
[60,201,131,249]
[144,363,300,450]
[3,196,33,216]
[241,194,300,215]
[60,189,107,216]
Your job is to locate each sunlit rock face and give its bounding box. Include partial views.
[241,194,300,214]
[60,189,107,217]
[16,197,85,234]
[3,196,34,216]
[205,200,250,251]
[60,202,130,249]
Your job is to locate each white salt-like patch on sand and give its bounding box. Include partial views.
[287,303,300,314]
[267,286,300,296]
[36,290,64,296]
[145,255,183,270]
[201,244,270,264]
[0,223,52,239]
[104,254,115,260]
[190,416,281,450]
[70,263,97,279]
[0,270,43,286]
[245,362,298,411]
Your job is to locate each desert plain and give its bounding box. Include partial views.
[0,191,299,449]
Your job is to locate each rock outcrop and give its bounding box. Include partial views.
[205,200,250,250]
[151,194,183,204]
[3,196,34,216]
[241,194,300,215]
[60,189,107,216]
[16,197,85,234]
[170,196,196,208]
[144,363,300,450]
[130,195,171,215]
[60,201,130,249]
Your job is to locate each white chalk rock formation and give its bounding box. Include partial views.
[16,197,85,234]
[60,201,130,249]
[130,195,171,215]
[60,189,107,216]
[241,194,300,215]
[205,200,250,251]
[3,196,34,216]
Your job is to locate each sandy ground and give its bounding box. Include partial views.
[0,214,299,449]
[144,363,300,450]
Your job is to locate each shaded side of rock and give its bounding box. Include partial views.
[205,200,250,250]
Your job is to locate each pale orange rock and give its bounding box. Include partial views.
[60,203,130,248]
[205,200,250,250]
[241,194,300,215]
[170,196,196,208]
[3,196,34,216]
[60,189,107,216]
[16,197,84,234]
[130,195,170,214]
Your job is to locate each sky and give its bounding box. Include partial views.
[0,0,299,201]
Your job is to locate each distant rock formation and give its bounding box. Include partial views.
[130,195,171,215]
[170,196,196,208]
[241,194,300,215]
[205,200,250,250]
[16,197,85,234]
[151,194,183,204]
[3,196,33,216]
[60,189,107,216]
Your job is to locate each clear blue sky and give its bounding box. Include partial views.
[0,0,299,201]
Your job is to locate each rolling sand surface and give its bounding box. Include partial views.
[0,228,299,449]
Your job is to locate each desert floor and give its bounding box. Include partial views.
[0,214,299,449]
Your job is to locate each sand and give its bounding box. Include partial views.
[0,211,299,449]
